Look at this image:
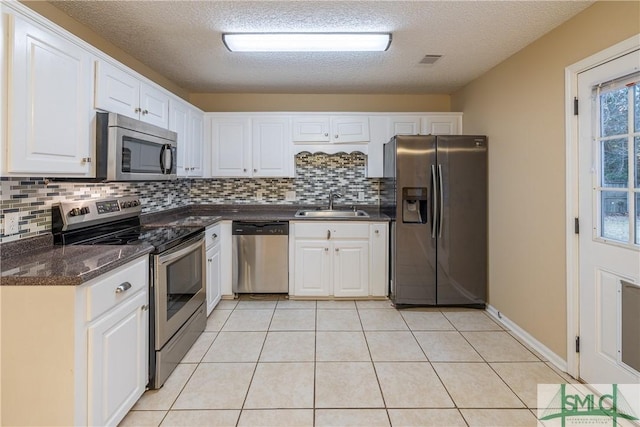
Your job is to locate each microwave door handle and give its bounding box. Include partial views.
[159,144,167,174]
[163,144,174,174]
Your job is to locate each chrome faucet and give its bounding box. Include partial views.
[328,191,343,210]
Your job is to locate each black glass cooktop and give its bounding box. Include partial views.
[86,225,204,253]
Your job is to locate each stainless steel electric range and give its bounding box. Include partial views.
[52,196,206,389]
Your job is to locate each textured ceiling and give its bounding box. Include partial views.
[49,1,593,94]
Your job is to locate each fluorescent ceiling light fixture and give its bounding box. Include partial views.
[222,33,391,52]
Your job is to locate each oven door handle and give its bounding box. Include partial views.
[157,234,205,265]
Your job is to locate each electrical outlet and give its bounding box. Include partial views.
[256,191,264,201]
[4,212,20,235]
[167,195,174,204]
[285,190,296,201]
[358,191,365,201]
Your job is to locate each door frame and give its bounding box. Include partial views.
[564,34,640,379]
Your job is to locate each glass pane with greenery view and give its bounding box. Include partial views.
[635,84,639,132]
[601,87,629,137]
[636,137,640,188]
[601,191,629,242]
[602,138,628,187]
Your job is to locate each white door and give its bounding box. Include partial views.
[333,241,369,297]
[577,50,640,385]
[95,60,140,119]
[169,99,190,177]
[189,109,204,177]
[87,291,147,426]
[9,15,93,175]
[293,240,331,296]
[210,117,251,177]
[139,82,170,128]
[252,117,292,177]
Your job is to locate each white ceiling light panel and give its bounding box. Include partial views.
[222,32,392,52]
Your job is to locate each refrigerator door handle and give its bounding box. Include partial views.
[438,164,444,238]
[431,165,437,238]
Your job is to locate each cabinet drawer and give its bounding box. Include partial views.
[205,223,222,249]
[294,222,370,239]
[86,257,148,321]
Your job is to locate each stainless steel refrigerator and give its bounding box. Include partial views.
[383,135,487,307]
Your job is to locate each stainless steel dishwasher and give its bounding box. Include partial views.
[232,221,289,293]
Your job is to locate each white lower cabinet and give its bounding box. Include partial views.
[290,221,388,298]
[0,256,149,427]
[87,290,148,427]
[205,223,222,315]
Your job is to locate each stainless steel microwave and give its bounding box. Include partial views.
[95,111,177,181]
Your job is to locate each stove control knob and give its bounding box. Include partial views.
[70,208,81,217]
[122,201,131,209]
[81,207,90,215]
[131,200,140,207]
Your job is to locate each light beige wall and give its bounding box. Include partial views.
[451,1,640,359]
[20,1,189,100]
[190,93,451,112]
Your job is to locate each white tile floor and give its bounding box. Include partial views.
[120,297,574,427]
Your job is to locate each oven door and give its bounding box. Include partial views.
[153,235,206,349]
[110,126,177,181]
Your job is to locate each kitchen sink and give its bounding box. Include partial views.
[294,209,370,218]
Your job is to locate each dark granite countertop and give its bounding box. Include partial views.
[1,204,389,287]
[142,204,390,226]
[0,235,153,286]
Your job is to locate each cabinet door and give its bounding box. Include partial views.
[87,291,147,427]
[169,99,190,177]
[292,116,330,142]
[210,117,251,177]
[421,114,462,135]
[139,81,170,128]
[189,109,204,177]
[369,223,389,297]
[333,241,369,297]
[293,240,331,296]
[8,15,93,175]
[389,116,422,136]
[252,117,293,177]
[330,116,370,143]
[95,60,140,120]
[206,243,222,316]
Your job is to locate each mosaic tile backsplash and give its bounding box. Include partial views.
[0,153,380,243]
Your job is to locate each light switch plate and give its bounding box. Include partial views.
[4,212,20,235]
[358,191,365,201]
[256,191,264,201]
[285,190,296,201]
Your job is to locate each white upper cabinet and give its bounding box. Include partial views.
[389,116,422,136]
[252,117,293,177]
[210,116,252,177]
[170,98,203,177]
[421,114,462,135]
[208,115,293,178]
[95,60,170,128]
[6,14,94,176]
[292,115,370,143]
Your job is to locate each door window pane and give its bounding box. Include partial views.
[601,87,629,137]
[636,137,640,188]
[635,84,640,132]
[601,138,628,187]
[636,193,640,245]
[601,191,629,242]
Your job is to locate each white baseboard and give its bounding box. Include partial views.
[485,304,568,373]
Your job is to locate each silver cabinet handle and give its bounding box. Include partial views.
[327,229,331,240]
[334,134,339,139]
[243,168,247,172]
[374,229,379,234]
[134,107,142,113]
[141,304,149,311]
[212,233,218,239]
[324,133,329,137]
[335,248,339,252]
[142,109,149,115]
[325,247,329,252]
[115,282,132,293]
[81,157,92,164]
[254,169,257,173]
[207,258,212,262]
